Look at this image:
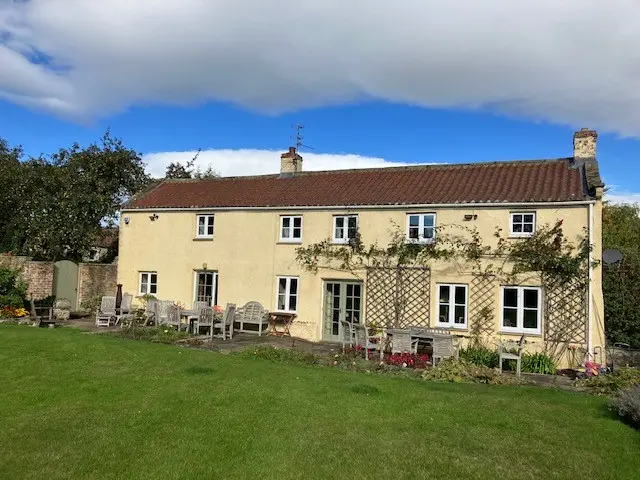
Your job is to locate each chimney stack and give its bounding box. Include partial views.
[280,146,303,175]
[573,128,597,159]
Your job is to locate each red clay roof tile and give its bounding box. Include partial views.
[125,159,590,209]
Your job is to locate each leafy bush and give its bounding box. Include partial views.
[422,359,512,384]
[611,385,640,427]
[576,367,640,395]
[385,352,430,369]
[459,346,499,368]
[460,346,556,375]
[32,295,55,308]
[0,267,27,308]
[0,306,28,318]
[105,326,189,344]
[521,352,557,375]
[236,346,320,365]
[80,295,102,314]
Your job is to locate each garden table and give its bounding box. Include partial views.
[267,311,296,337]
[180,309,198,334]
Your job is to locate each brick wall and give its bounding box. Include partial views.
[77,263,118,307]
[0,254,54,300]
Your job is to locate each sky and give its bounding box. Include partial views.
[1,0,639,203]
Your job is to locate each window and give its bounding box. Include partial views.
[280,216,302,242]
[407,213,436,243]
[333,215,358,243]
[194,271,218,306]
[276,276,298,312]
[437,284,467,328]
[196,214,214,238]
[510,212,535,237]
[139,272,157,295]
[500,286,542,334]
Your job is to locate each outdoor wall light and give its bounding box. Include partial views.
[463,214,478,221]
[149,213,159,221]
[124,217,130,225]
[202,262,208,270]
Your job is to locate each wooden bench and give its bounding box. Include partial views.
[29,298,55,328]
[234,301,269,336]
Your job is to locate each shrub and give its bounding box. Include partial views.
[80,295,102,314]
[459,346,499,368]
[32,295,55,308]
[105,326,189,344]
[576,367,640,395]
[236,346,320,365]
[422,359,511,384]
[611,385,640,427]
[385,352,430,369]
[521,352,557,375]
[0,267,27,308]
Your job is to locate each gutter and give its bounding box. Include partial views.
[121,200,597,213]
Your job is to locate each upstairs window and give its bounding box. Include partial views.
[407,213,436,243]
[280,216,302,243]
[333,215,358,244]
[196,214,215,238]
[510,212,535,237]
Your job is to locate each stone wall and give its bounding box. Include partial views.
[77,263,118,308]
[0,254,54,300]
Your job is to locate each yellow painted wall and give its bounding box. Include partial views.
[118,203,604,365]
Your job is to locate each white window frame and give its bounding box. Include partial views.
[193,270,218,307]
[406,213,436,244]
[196,214,215,239]
[276,276,299,313]
[333,215,359,244]
[436,284,468,329]
[279,215,303,243]
[139,272,157,296]
[509,212,536,237]
[500,286,542,334]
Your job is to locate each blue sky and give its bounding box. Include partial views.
[1,1,639,202]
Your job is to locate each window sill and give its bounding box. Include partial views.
[277,240,302,245]
[498,330,542,337]
[434,325,468,332]
[508,234,534,239]
[193,237,214,241]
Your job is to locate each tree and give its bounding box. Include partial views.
[602,203,640,348]
[0,132,150,261]
[164,149,220,179]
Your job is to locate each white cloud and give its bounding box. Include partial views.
[2,1,640,134]
[605,191,640,205]
[143,149,410,178]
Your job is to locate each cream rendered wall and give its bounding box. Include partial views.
[118,203,603,362]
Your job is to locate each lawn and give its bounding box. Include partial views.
[0,326,638,480]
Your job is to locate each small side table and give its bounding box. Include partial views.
[267,312,296,337]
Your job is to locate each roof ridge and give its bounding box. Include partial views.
[158,157,574,182]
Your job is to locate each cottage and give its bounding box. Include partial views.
[118,129,605,366]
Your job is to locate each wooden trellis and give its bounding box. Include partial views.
[468,275,496,339]
[544,280,588,345]
[365,267,431,328]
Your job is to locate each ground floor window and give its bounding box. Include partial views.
[139,272,157,295]
[436,284,467,328]
[500,286,542,334]
[194,271,218,306]
[276,276,298,312]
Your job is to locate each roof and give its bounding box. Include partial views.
[124,158,595,210]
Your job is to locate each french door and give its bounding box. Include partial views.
[194,271,218,306]
[323,281,363,342]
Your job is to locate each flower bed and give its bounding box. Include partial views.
[0,306,28,319]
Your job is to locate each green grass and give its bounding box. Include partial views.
[0,326,638,480]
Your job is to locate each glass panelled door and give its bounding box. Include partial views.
[323,281,362,342]
[194,271,218,306]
